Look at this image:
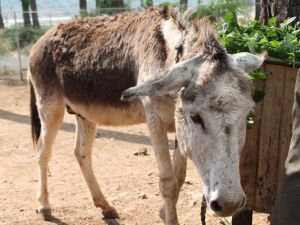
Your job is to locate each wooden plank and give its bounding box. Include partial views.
[276,67,298,195]
[232,210,253,225]
[240,76,265,210]
[255,64,285,213]
[266,58,300,68]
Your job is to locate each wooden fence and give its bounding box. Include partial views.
[234,63,299,224]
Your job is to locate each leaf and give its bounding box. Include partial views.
[268,17,277,26]
[269,40,281,48]
[284,17,297,26]
[247,113,255,129]
[218,17,300,65]
[257,72,268,80]
[246,40,257,52]
[253,90,265,103]
[259,37,268,44]
[250,70,268,81]
[225,11,235,24]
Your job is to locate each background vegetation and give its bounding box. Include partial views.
[0,0,299,73]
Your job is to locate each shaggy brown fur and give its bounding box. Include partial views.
[29,8,171,108]
[29,7,228,108]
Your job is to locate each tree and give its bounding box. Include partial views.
[96,0,101,8]
[20,0,31,27]
[0,0,4,29]
[259,0,300,25]
[100,0,125,8]
[140,0,152,9]
[260,0,269,24]
[30,0,40,27]
[287,0,300,20]
[180,0,188,9]
[146,0,153,7]
[79,0,87,17]
[115,0,124,8]
[194,0,246,22]
[95,0,101,14]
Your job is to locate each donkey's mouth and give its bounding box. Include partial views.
[207,197,246,217]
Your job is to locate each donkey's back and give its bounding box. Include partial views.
[28,11,164,126]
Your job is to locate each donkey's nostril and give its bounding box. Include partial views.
[210,200,222,212]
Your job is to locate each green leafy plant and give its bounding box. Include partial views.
[217,13,300,128]
[218,12,300,65]
[157,2,186,11]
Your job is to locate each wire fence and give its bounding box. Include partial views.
[0,4,256,80]
[0,8,135,80]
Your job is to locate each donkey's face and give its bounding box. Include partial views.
[121,52,266,217]
[175,65,255,217]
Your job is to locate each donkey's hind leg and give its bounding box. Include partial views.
[74,116,119,219]
[36,98,65,220]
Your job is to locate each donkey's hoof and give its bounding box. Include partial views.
[159,205,180,225]
[102,207,120,219]
[36,208,52,221]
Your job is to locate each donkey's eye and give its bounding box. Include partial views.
[190,114,205,129]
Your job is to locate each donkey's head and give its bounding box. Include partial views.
[121,15,267,217]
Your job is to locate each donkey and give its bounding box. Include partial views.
[28,7,266,225]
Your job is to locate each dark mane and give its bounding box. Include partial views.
[182,17,229,74]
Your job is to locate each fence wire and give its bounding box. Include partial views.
[0,9,138,80]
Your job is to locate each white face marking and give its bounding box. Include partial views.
[175,74,254,217]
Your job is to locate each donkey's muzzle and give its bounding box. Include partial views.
[209,196,246,217]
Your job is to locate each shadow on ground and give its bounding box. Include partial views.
[0,109,175,148]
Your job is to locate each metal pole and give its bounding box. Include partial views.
[13,11,23,81]
[49,12,52,26]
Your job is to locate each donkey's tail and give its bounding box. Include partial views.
[29,70,41,146]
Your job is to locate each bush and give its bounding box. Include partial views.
[191,0,248,22]
[0,26,47,55]
[218,13,300,65]
[217,13,300,127]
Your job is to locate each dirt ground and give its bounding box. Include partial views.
[0,79,269,225]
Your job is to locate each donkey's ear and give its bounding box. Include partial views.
[229,52,268,73]
[121,55,201,101]
[120,66,190,101]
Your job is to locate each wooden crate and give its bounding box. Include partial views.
[240,63,299,214]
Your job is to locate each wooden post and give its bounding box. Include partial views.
[238,63,298,222]
[232,210,253,225]
[13,11,23,81]
[255,64,285,212]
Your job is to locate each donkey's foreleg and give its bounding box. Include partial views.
[159,145,187,225]
[36,102,64,220]
[145,110,179,225]
[74,116,119,219]
[173,148,187,202]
